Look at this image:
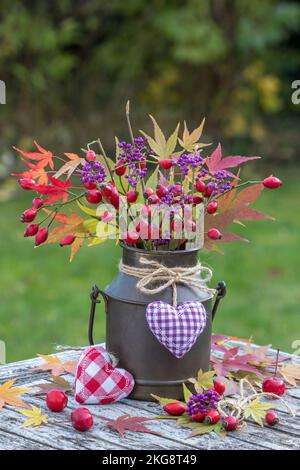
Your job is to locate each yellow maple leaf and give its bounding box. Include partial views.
[279,363,300,387]
[0,379,31,411]
[188,369,216,393]
[17,405,48,428]
[35,354,77,376]
[244,398,273,426]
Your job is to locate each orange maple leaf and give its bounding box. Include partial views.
[43,210,86,244]
[0,379,31,411]
[13,141,54,170]
[12,160,49,185]
[35,354,77,376]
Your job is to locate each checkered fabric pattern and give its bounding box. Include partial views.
[74,345,135,405]
[146,301,207,358]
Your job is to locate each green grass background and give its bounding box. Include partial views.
[1,168,299,362]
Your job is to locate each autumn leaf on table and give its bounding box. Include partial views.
[211,346,264,378]
[34,354,77,376]
[279,363,300,387]
[32,375,72,395]
[188,369,216,393]
[0,379,31,411]
[104,414,161,438]
[140,116,180,160]
[34,176,71,204]
[16,405,48,428]
[13,141,54,170]
[244,397,274,426]
[178,119,211,152]
[12,159,49,185]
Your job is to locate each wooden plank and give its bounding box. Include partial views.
[0,343,299,450]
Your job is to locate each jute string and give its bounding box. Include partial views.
[119,257,216,307]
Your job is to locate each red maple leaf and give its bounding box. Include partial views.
[104,414,161,438]
[13,141,54,170]
[211,346,264,378]
[206,143,260,177]
[34,176,70,204]
[204,182,273,251]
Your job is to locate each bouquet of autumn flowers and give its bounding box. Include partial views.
[13,104,282,260]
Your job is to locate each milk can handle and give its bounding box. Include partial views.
[212,281,227,321]
[88,284,107,345]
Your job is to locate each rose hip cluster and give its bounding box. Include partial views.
[46,389,93,432]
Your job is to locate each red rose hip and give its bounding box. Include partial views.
[24,223,39,237]
[204,409,221,424]
[195,180,206,193]
[71,408,93,431]
[46,389,68,412]
[59,235,76,246]
[262,377,285,396]
[207,201,218,214]
[31,197,44,209]
[86,150,97,162]
[213,380,226,395]
[207,228,222,240]
[265,411,279,426]
[35,227,48,246]
[263,176,282,189]
[115,160,126,176]
[222,416,239,431]
[21,208,37,223]
[124,231,139,245]
[126,190,139,203]
[85,190,102,204]
[158,159,172,170]
[163,402,186,416]
[19,178,36,190]
[191,411,206,422]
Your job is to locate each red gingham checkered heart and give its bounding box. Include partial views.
[146,301,207,358]
[74,345,135,404]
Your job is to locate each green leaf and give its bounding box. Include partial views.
[182,383,193,403]
[244,398,274,426]
[77,201,97,217]
[145,167,159,189]
[188,423,220,437]
[83,218,98,233]
[151,394,185,406]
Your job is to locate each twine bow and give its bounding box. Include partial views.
[119,257,215,306]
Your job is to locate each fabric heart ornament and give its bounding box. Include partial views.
[146,301,207,358]
[74,345,135,404]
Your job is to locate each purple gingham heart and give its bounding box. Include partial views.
[146,301,207,358]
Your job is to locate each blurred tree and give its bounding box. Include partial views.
[0,0,299,163]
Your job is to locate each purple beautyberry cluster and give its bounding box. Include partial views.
[177,152,204,176]
[206,170,231,196]
[118,137,147,188]
[81,161,107,185]
[187,390,221,416]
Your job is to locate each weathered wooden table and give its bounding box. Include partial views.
[0,343,299,450]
